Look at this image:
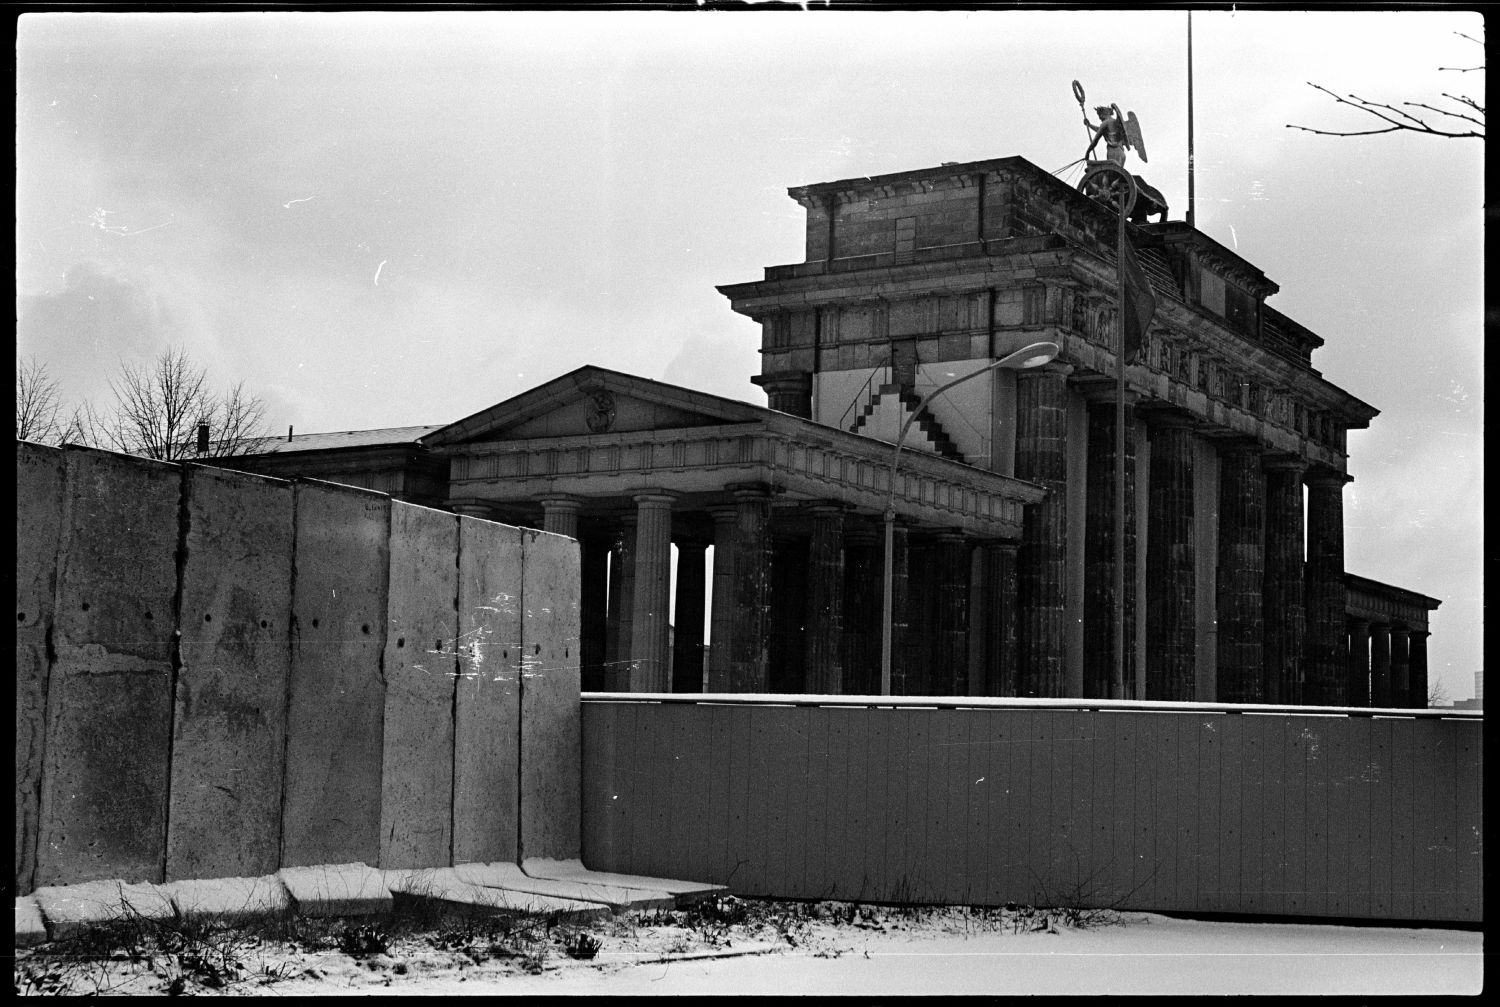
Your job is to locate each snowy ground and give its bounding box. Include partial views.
[15,899,1481,997]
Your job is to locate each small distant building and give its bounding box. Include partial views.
[228,153,1439,707]
[1450,670,1483,710]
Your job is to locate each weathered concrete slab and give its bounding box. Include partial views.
[380,503,459,869]
[278,863,393,917]
[15,896,48,946]
[518,530,583,862]
[167,466,295,881]
[521,858,728,904]
[386,867,608,923]
[161,874,292,925]
[16,443,65,895]
[454,861,674,912]
[281,482,391,868]
[452,517,525,864]
[33,879,177,940]
[36,448,181,888]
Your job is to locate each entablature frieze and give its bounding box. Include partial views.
[441,421,1044,539]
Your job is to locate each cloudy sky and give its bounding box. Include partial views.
[16,8,1483,702]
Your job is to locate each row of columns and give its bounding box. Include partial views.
[1015,364,1352,705]
[1346,618,1431,708]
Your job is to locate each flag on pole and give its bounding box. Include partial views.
[1120,236,1156,361]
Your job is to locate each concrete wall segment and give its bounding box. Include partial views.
[167,465,295,881]
[379,502,459,869]
[279,481,391,868]
[36,447,181,887]
[15,442,66,895]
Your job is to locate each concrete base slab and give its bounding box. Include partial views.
[454,861,675,912]
[161,874,292,926]
[16,897,49,946]
[521,858,728,905]
[32,880,177,940]
[278,862,392,917]
[387,867,608,924]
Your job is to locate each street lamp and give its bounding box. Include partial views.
[879,341,1061,696]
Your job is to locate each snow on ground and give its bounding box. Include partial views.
[15,900,1481,997]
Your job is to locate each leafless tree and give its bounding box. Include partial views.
[93,347,269,460]
[1287,30,1484,140]
[16,356,64,443]
[1427,676,1452,709]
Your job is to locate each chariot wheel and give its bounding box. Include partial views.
[1078,162,1139,219]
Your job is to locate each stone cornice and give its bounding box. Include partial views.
[442,419,1045,538]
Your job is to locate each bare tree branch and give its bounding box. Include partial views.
[16,356,63,443]
[96,346,270,460]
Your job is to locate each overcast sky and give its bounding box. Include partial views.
[16,8,1483,702]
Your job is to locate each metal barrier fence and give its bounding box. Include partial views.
[580,694,1482,923]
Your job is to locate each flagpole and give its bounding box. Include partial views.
[1187,10,1196,230]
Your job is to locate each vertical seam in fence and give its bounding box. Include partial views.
[160,462,192,883]
[448,516,461,868]
[514,532,528,864]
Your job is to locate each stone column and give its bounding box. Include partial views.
[604,518,635,692]
[881,521,911,695]
[1409,631,1430,709]
[1262,459,1306,705]
[1370,622,1392,707]
[1304,470,1351,706]
[932,532,972,696]
[672,540,708,693]
[805,506,845,695]
[539,496,583,539]
[1345,617,1371,708]
[841,521,880,695]
[981,541,1020,696]
[757,371,813,419]
[706,507,738,693]
[1390,625,1411,710]
[1216,442,1267,703]
[1145,412,1197,701]
[629,494,675,693]
[1015,363,1072,697]
[579,534,610,691]
[1082,393,1138,699]
[730,487,774,692]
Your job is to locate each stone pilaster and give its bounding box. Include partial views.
[1082,394,1138,699]
[981,541,1019,697]
[1409,631,1430,709]
[1015,363,1072,697]
[629,493,675,692]
[881,520,911,696]
[730,487,774,692]
[1262,459,1306,705]
[840,521,880,695]
[1145,412,1197,701]
[1390,625,1411,710]
[1304,470,1351,706]
[707,507,738,692]
[1346,617,1371,708]
[539,496,583,539]
[805,506,845,695]
[672,541,708,693]
[1370,622,1392,707]
[579,534,610,692]
[933,532,971,696]
[1215,442,1267,703]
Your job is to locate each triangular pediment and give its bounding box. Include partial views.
[423,365,769,446]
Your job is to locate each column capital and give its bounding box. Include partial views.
[1016,361,1074,381]
[728,482,778,502]
[1304,467,1352,489]
[538,493,585,509]
[1216,436,1267,458]
[1262,453,1308,475]
[1073,374,1141,405]
[632,490,678,507]
[450,500,496,519]
[1138,405,1198,430]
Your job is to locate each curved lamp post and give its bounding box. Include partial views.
[879,341,1061,696]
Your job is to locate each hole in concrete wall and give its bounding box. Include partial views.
[396,637,405,648]
[434,639,442,650]
[361,623,370,635]
[503,650,509,659]
[17,612,26,623]
[312,618,320,629]
[534,644,541,655]
[204,613,212,623]
[81,602,90,612]
[143,611,153,621]
[260,620,269,629]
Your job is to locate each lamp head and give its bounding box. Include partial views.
[994,341,1060,371]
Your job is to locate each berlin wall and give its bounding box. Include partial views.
[13,442,581,896]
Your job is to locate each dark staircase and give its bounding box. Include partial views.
[850,384,967,463]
